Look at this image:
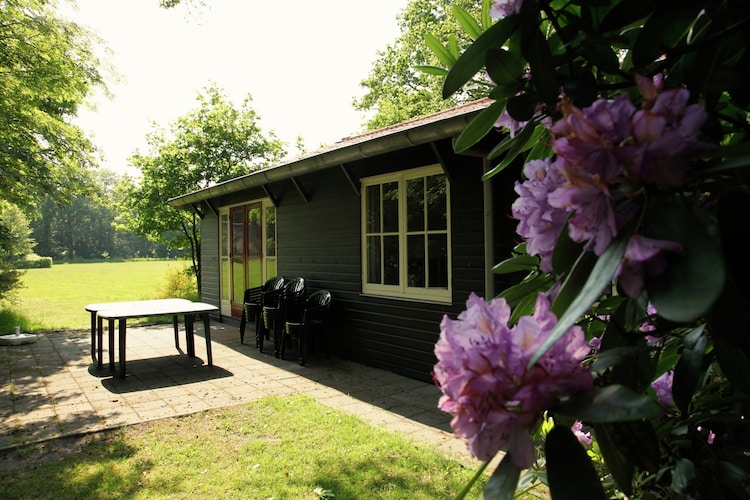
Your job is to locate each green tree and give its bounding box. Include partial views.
[354,0,486,130]
[31,170,167,261]
[0,0,108,208]
[0,202,35,300]
[117,85,286,293]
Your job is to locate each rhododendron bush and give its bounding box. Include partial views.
[427,0,750,498]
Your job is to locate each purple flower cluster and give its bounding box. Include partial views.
[489,0,524,19]
[651,370,674,408]
[433,292,593,468]
[511,76,706,294]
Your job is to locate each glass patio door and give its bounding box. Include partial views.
[224,202,276,320]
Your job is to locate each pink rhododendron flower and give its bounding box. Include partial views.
[651,370,674,408]
[512,159,568,272]
[571,421,592,448]
[433,292,593,469]
[511,77,706,295]
[489,0,523,18]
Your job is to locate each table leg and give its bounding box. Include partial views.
[118,318,127,379]
[90,312,98,365]
[203,313,213,366]
[108,319,115,370]
[173,315,180,349]
[185,314,196,357]
[96,315,104,368]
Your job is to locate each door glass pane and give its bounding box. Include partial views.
[407,234,425,287]
[266,258,277,279]
[406,178,425,232]
[427,175,447,230]
[428,233,448,288]
[367,235,381,284]
[365,185,380,233]
[265,206,276,258]
[382,181,399,233]
[383,235,399,285]
[220,213,230,299]
[246,206,262,288]
[231,209,245,303]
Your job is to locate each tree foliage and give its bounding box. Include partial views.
[31,170,169,261]
[0,0,108,208]
[0,202,34,300]
[118,85,286,293]
[354,0,487,130]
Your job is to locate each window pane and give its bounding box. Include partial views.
[382,181,399,233]
[265,206,276,257]
[367,235,381,284]
[365,185,380,233]
[407,234,425,287]
[406,178,424,232]
[428,234,448,288]
[247,207,261,258]
[383,235,399,285]
[426,175,447,230]
[220,213,229,258]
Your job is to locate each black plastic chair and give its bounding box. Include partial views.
[283,289,332,365]
[263,276,305,358]
[254,276,286,352]
[239,285,262,345]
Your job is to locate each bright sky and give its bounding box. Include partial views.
[64,0,409,176]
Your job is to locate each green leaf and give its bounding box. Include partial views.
[452,5,483,40]
[552,385,664,422]
[673,327,707,413]
[479,453,521,500]
[485,48,525,88]
[545,426,607,500]
[551,223,584,276]
[505,92,538,122]
[550,250,598,317]
[593,423,634,496]
[645,197,725,322]
[529,234,629,366]
[671,458,696,495]
[454,99,506,153]
[498,274,556,308]
[480,0,493,30]
[713,335,750,393]
[523,27,560,105]
[424,32,456,68]
[493,254,539,274]
[415,65,449,76]
[580,41,621,74]
[599,0,652,33]
[632,4,703,69]
[483,121,545,179]
[443,15,520,99]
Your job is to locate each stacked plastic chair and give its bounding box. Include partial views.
[283,289,332,365]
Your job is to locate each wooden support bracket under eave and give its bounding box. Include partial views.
[430,142,454,185]
[340,164,360,196]
[262,185,279,206]
[290,177,310,203]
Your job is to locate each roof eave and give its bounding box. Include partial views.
[168,100,489,210]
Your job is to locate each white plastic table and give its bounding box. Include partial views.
[86,299,218,378]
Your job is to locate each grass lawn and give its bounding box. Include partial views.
[5,260,192,331]
[0,395,489,499]
[0,260,533,498]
